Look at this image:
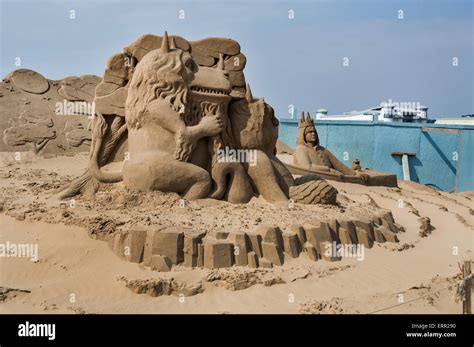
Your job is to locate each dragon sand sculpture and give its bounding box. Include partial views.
[59,32,338,205]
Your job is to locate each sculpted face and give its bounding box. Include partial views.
[125,45,201,129]
[178,51,199,86]
[189,65,232,105]
[304,126,318,146]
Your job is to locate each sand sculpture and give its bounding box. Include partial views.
[1,69,98,154]
[0,32,404,272]
[286,112,398,187]
[59,32,338,205]
[109,211,403,271]
[60,33,401,271]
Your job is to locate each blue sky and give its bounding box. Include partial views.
[1,0,472,118]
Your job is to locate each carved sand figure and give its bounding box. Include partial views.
[64,120,91,147]
[3,112,56,154]
[0,70,100,154]
[229,85,337,204]
[352,159,362,171]
[59,33,232,198]
[229,84,288,203]
[123,33,228,199]
[3,124,56,153]
[59,32,338,205]
[186,52,254,203]
[294,112,370,181]
[287,112,398,187]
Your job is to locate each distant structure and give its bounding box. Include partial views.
[435,115,474,126]
[315,101,430,123]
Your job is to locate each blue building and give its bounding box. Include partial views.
[278,119,474,193]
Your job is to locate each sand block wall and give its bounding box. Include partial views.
[107,210,402,271]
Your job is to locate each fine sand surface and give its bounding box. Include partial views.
[0,152,472,314]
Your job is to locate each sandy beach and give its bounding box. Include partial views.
[1,152,472,314]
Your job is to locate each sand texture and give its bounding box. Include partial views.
[0,152,472,313]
